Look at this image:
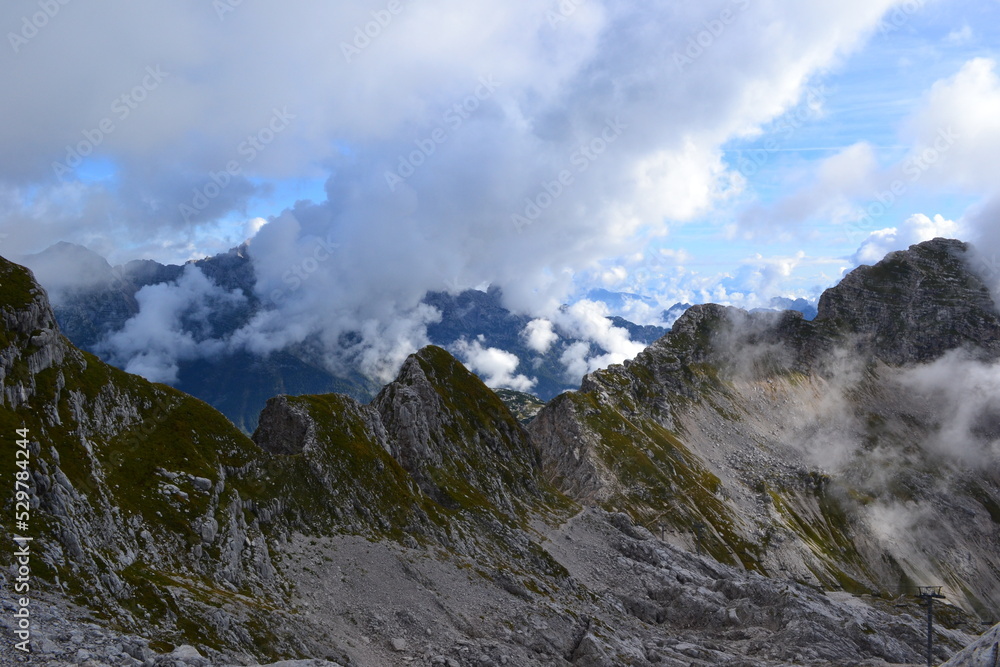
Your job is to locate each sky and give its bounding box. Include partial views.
[3,0,1000,385]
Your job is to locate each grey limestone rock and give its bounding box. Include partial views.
[942,623,1000,666]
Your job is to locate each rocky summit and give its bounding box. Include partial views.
[1,238,1000,666]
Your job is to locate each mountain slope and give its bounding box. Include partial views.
[530,238,1000,618]
[0,256,574,662]
[0,255,289,658]
[372,346,544,514]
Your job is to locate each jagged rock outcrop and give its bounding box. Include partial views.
[528,391,611,503]
[372,346,542,514]
[253,395,319,455]
[252,346,547,525]
[249,391,439,542]
[0,256,68,408]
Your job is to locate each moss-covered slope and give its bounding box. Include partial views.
[0,256,297,656]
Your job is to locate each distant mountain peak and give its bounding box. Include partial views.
[20,241,115,295]
[817,237,1000,364]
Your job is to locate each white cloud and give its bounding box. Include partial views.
[735,57,1000,251]
[719,251,807,307]
[97,265,246,383]
[897,352,1000,466]
[553,300,646,377]
[901,58,1000,193]
[600,266,628,287]
[852,213,961,265]
[560,341,592,381]
[522,319,559,354]
[895,58,1000,274]
[453,336,536,392]
[739,141,879,235]
[946,25,973,45]
[630,139,741,224]
[245,217,268,238]
[0,0,915,382]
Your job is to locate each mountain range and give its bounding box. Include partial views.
[20,242,682,432]
[1,238,999,665]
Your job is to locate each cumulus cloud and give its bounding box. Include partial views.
[738,142,879,235]
[96,265,246,383]
[902,58,1000,281]
[852,213,962,265]
[560,341,593,381]
[901,58,1000,194]
[600,266,628,288]
[0,0,912,381]
[453,336,535,392]
[522,319,559,355]
[553,300,646,376]
[720,252,808,307]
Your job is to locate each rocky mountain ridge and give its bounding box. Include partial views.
[1,238,999,665]
[530,238,1000,615]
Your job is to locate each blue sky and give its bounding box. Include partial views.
[4,0,1000,381]
[640,0,1000,307]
